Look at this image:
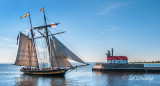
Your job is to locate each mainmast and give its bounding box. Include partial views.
[42,8,51,57]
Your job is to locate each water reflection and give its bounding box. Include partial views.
[14,71,160,86]
[15,74,66,86]
[93,71,160,86]
[96,71,129,86]
[15,74,38,86]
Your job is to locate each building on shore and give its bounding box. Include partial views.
[92,48,160,72]
[106,49,128,64]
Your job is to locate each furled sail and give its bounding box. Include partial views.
[50,38,72,67]
[15,33,38,67]
[51,36,86,64]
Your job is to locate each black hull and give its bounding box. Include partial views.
[21,69,66,76]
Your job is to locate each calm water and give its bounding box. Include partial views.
[0,63,160,86]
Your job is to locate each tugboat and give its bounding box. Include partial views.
[15,8,87,75]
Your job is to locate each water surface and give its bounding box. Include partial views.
[0,63,160,86]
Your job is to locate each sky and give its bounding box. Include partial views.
[0,0,160,63]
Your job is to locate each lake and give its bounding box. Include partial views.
[0,63,160,86]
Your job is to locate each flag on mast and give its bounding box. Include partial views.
[40,8,44,11]
[20,12,29,19]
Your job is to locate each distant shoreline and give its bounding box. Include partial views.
[87,62,160,64]
[129,62,160,64]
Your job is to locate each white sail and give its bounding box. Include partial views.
[15,33,38,67]
[51,36,86,64]
[50,38,72,67]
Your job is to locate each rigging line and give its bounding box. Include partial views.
[27,18,30,36]
[54,29,86,62]
[61,35,87,62]
[48,28,87,63]
[46,16,56,24]
[65,69,75,74]
[59,34,81,57]
[35,18,44,27]
[36,43,40,61]
[53,28,87,62]
[66,65,86,74]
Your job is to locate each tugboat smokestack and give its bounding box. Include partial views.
[112,48,113,56]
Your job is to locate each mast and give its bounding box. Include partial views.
[28,12,39,68]
[28,12,34,40]
[42,7,51,58]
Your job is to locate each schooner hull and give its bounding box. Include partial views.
[21,70,66,75]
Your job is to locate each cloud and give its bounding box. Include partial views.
[109,27,119,31]
[25,28,31,34]
[8,44,17,48]
[97,3,126,15]
[1,37,15,41]
[101,27,120,34]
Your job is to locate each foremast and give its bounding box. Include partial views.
[15,12,39,68]
[28,12,39,68]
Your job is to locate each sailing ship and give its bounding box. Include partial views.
[15,8,88,75]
